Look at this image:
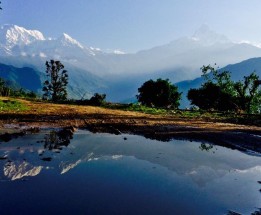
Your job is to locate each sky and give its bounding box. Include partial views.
[1,0,261,53]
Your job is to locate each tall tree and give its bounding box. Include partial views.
[42,60,68,102]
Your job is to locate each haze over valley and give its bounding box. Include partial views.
[1,24,261,105]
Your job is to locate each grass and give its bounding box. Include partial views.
[105,103,168,115]
[105,103,225,118]
[105,103,261,126]
[0,98,29,112]
[0,97,147,118]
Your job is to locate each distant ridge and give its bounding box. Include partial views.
[0,63,42,91]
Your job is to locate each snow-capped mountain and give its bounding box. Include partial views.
[0,24,45,55]
[0,24,45,47]
[191,24,231,45]
[0,24,104,59]
[1,23,261,76]
[1,24,261,101]
[59,33,84,49]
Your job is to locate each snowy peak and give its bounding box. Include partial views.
[192,24,231,45]
[0,24,45,48]
[58,33,84,49]
[0,24,121,57]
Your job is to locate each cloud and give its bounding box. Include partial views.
[238,40,261,48]
[113,50,125,55]
[39,52,47,58]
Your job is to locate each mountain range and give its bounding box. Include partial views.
[0,24,261,103]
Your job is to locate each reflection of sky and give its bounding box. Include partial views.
[69,131,261,186]
[0,130,260,214]
[0,130,261,184]
[0,131,261,181]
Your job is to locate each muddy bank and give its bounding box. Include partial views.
[0,112,261,154]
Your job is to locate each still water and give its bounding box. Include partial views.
[0,129,260,215]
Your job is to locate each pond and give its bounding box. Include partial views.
[0,129,260,215]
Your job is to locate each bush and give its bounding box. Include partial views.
[89,93,106,106]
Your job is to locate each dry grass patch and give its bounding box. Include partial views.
[0,97,261,133]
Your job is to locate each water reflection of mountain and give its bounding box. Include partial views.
[4,161,43,181]
[0,128,75,180]
[0,130,260,186]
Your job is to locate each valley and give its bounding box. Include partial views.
[1,24,261,105]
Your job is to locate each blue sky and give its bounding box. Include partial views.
[1,0,261,53]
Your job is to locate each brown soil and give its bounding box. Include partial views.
[1,98,261,153]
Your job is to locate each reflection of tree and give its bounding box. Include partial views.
[199,143,214,152]
[0,131,25,142]
[44,128,74,150]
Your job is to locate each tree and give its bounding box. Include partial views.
[187,82,235,111]
[0,78,10,96]
[137,78,182,108]
[187,65,261,113]
[233,73,261,113]
[42,60,68,102]
[201,65,235,96]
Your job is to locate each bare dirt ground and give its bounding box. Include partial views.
[1,98,261,153]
